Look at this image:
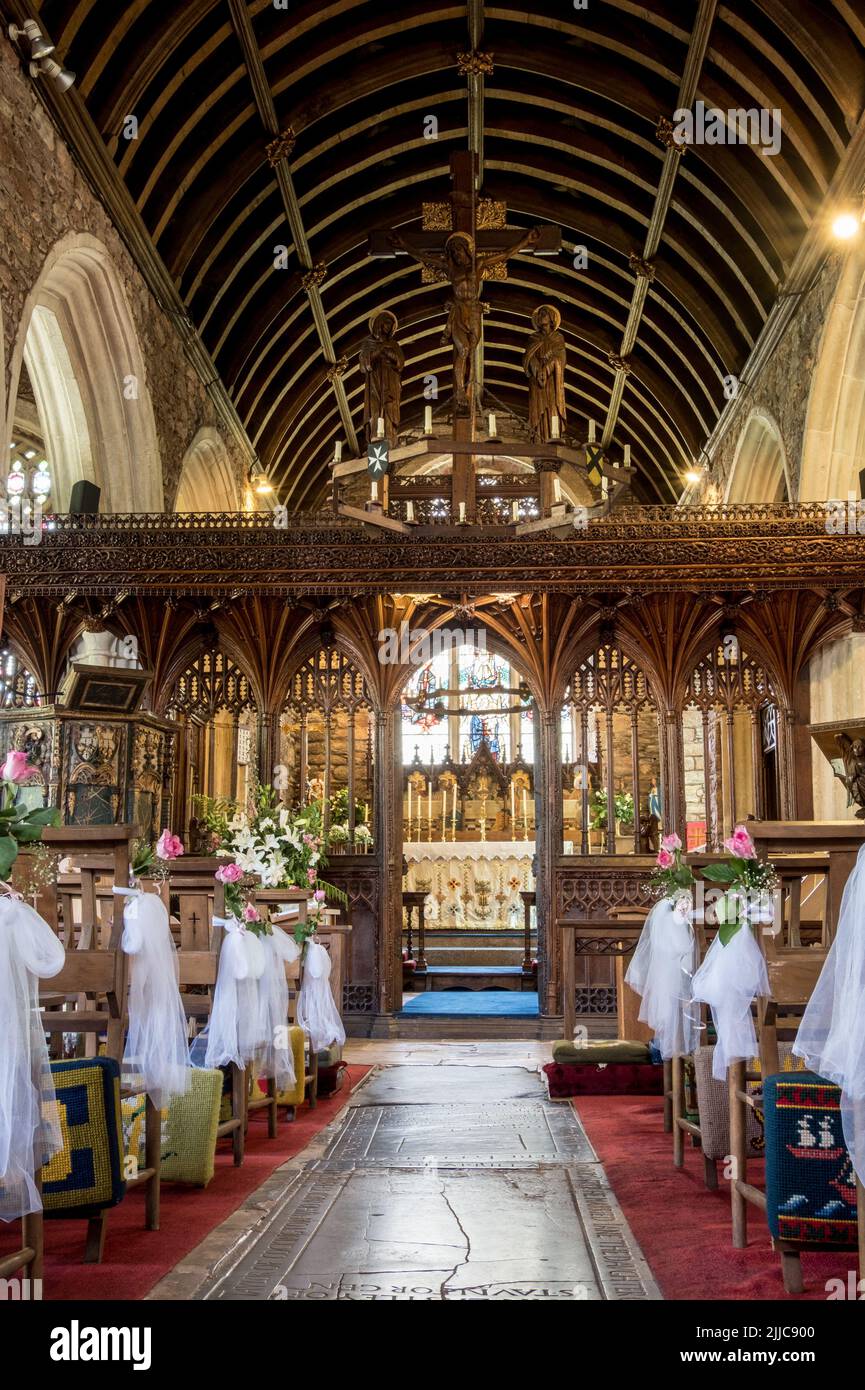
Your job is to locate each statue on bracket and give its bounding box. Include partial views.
[523,304,567,442]
[359,310,404,445]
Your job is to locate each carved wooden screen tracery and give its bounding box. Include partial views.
[564,642,659,855]
[169,649,255,720]
[283,648,374,843]
[683,644,777,847]
[167,648,258,827]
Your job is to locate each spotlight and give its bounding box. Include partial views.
[8,19,54,60]
[832,211,860,241]
[250,471,274,496]
[31,57,76,93]
[684,469,703,485]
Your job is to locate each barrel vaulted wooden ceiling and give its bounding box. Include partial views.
[22,0,865,505]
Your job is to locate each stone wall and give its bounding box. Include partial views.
[0,36,246,508]
[707,252,844,498]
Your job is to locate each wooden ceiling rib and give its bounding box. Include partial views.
[28,0,865,505]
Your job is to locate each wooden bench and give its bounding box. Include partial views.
[38,826,162,1263]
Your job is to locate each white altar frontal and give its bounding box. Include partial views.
[403,840,535,929]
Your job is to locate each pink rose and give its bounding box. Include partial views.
[314,889,326,902]
[243,903,260,923]
[661,832,681,852]
[656,848,674,869]
[724,825,756,860]
[1,749,36,783]
[215,863,243,884]
[307,867,317,884]
[156,829,184,860]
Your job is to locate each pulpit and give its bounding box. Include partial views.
[0,663,175,844]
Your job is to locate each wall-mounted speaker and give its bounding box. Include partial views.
[69,480,101,514]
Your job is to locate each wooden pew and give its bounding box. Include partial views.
[747,821,865,942]
[727,929,829,1293]
[38,826,161,1263]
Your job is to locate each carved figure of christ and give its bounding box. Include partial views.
[387,225,544,412]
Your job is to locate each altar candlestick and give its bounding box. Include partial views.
[406,500,415,522]
[458,501,466,524]
[624,444,631,465]
[427,779,432,838]
[407,780,412,834]
[376,416,385,438]
[424,405,433,434]
[441,785,448,842]
[522,785,529,841]
[588,420,596,444]
[551,414,560,440]
[510,779,516,829]
[452,787,457,841]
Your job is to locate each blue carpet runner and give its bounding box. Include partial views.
[400,990,540,1017]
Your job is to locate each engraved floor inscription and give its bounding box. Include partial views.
[195,1059,661,1302]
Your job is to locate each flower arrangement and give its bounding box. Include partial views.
[131,828,184,882]
[0,749,61,881]
[649,832,696,899]
[590,787,635,830]
[218,783,347,907]
[701,823,778,944]
[190,794,237,853]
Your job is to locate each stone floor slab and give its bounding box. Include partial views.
[349,1063,543,1106]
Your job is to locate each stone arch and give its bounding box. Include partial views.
[725,409,790,502]
[5,232,162,512]
[800,243,865,501]
[174,426,239,511]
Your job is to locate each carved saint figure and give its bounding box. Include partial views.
[390,226,542,413]
[359,310,404,444]
[836,733,865,818]
[523,304,567,442]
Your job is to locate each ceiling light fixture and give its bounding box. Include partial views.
[832,212,860,240]
[250,471,274,496]
[8,20,75,92]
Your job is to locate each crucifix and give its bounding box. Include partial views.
[368,151,560,520]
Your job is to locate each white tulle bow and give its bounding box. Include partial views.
[297,939,346,1053]
[625,897,700,1059]
[0,895,65,1222]
[691,923,770,1080]
[114,888,191,1103]
[794,842,865,1189]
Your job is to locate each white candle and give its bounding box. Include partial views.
[376,416,385,438]
[511,500,519,523]
[553,476,562,503]
[406,500,415,522]
[588,420,596,443]
[407,780,412,830]
[334,441,343,463]
[371,479,378,502]
[424,405,433,434]
[427,778,432,833]
[510,779,516,824]
[551,414,560,440]
[458,501,466,523]
[624,444,631,465]
[488,412,497,437]
[452,788,457,837]
[522,786,528,834]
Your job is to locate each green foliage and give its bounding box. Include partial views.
[0,799,61,881]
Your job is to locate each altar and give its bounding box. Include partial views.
[403,840,535,930]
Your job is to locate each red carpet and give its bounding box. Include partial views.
[575,1094,856,1300]
[0,1065,369,1301]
